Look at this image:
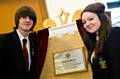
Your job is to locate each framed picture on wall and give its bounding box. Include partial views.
[53,47,87,75]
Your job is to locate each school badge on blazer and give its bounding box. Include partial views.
[32,48,35,56]
[98,57,107,69]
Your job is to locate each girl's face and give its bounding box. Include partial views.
[82,12,101,33]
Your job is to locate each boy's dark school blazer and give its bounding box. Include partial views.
[1,31,36,79]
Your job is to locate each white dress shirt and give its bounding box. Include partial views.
[16,29,31,70]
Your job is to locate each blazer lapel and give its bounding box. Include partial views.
[29,37,35,60]
[9,31,26,71]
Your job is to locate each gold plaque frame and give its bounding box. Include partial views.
[53,47,87,75]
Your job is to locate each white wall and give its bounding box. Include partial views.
[45,0,120,27]
[45,0,95,26]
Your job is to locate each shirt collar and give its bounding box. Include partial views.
[16,29,29,41]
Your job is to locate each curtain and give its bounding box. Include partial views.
[76,19,84,39]
[30,28,49,79]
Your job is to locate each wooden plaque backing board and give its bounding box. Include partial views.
[40,31,92,79]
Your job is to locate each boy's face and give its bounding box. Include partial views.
[18,16,33,32]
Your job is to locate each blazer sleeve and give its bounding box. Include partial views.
[0,34,7,78]
[107,27,120,79]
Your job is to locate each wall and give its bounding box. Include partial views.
[0,0,96,34]
[45,0,95,26]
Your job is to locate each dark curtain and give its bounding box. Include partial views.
[76,19,84,39]
[30,28,49,79]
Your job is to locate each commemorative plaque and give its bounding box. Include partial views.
[53,48,87,75]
